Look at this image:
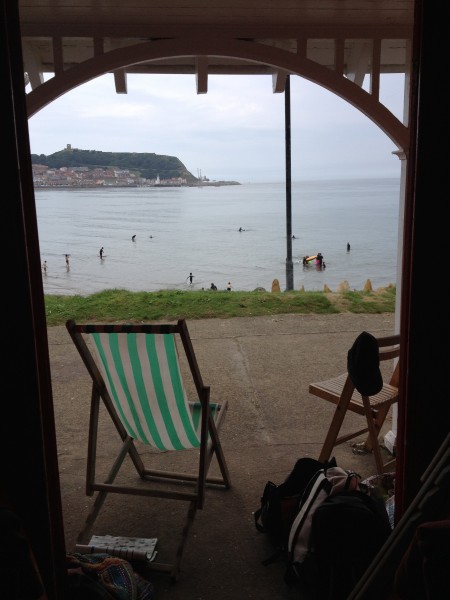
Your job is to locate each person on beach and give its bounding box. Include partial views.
[210,283,217,290]
[347,242,351,252]
[42,260,47,273]
[187,272,195,284]
[99,247,104,259]
[132,234,136,241]
[226,281,232,291]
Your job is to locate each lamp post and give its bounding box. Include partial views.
[285,74,294,290]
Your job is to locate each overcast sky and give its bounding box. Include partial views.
[28,73,404,183]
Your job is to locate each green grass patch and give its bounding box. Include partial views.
[340,286,397,313]
[44,287,396,326]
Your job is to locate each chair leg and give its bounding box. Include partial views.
[207,411,231,488]
[361,396,385,475]
[318,377,355,463]
[143,499,198,582]
[78,437,133,543]
[172,500,197,581]
[362,404,390,452]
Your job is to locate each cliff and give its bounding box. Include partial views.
[31,148,198,183]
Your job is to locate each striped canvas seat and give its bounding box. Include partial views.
[88,330,219,451]
[66,319,231,581]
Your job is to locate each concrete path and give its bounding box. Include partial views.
[48,312,395,599]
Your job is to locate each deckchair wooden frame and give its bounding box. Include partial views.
[66,318,231,580]
[309,334,400,476]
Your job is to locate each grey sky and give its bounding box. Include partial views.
[28,73,404,183]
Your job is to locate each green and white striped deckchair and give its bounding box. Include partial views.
[66,318,231,580]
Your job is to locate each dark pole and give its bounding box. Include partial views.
[285,74,294,290]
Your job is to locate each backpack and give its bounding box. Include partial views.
[287,466,361,578]
[305,490,393,599]
[285,465,361,583]
[254,457,336,558]
[254,458,360,569]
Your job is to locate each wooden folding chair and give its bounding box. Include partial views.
[309,333,400,475]
[66,318,231,580]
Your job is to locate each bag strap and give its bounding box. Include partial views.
[254,480,278,533]
[254,507,265,533]
[288,470,331,555]
[326,466,361,494]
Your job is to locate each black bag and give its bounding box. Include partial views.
[305,489,392,599]
[286,466,361,583]
[255,460,391,597]
[254,457,336,559]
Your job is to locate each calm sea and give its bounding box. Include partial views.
[35,178,400,295]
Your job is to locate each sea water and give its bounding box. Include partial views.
[35,178,400,295]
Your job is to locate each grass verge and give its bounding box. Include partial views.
[44,286,396,326]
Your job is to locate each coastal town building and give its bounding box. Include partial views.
[32,164,188,187]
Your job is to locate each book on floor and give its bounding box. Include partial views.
[75,534,158,562]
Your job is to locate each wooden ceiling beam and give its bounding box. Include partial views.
[272,69,288,93]
[196,55,208,93]
[114,68,128,93]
